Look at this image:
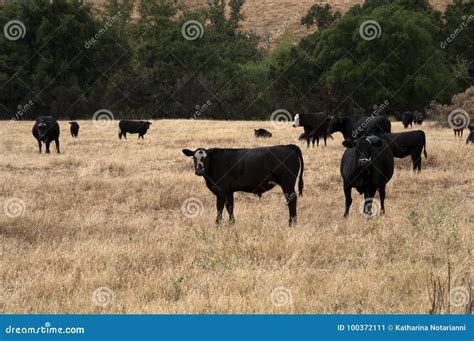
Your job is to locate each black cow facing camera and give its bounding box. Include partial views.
[402,111,413,128]
[32,116,60,154]
[413,111,424,125]
[182,145,304,226]
[340,136,394,218]
[254,128,272,138]
[69,121,79,138]
[119,120,152,139]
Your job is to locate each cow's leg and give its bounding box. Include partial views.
[123,132,127,139]
[411,154,419,172]
[343,185,352,217]
[55,139,60,153]
[118,131,122,139]
[379,185,386,215]
[282,185,297,226]
[364,190,377,217]
[38,141,42,153]
[316,137,320,147]
[323,135,327,146]
[45,141,51,153]
[306,138,310,148]
[215,195,226,226]
[225,193,235,224]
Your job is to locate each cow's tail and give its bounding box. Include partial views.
[289,144,304,196]
[423,134,427,158]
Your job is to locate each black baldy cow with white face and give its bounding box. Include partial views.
[293,112,332,147]
[183,145,304,226]
[32,116,60,153]
[340,136,394,217]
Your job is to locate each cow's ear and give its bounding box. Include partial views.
[342,140,355,148]
[148,122,152,125]
[366,136,382,147]
[182,149,195,157]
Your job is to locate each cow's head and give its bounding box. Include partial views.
[293,113,301,127]
[182,148,209,176]
[327,116,341,134]
[342,136,383,169]
[36,120,49,141]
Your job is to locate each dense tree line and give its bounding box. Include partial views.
[0,0,472,120]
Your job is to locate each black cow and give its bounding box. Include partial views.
[402,112,413,128]
[32,116,60,154]
[293,112,332,147]
[414,111,424,125]
[69,121,79,138]
[119,120,152,139]
[374,130,427,172]
[328,115,391,140]
[182,145,304,226]
[467,125,474,144]
[340,136,394,217]
[254,128,272,138]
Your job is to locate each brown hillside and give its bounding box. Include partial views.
[88,0,453,40]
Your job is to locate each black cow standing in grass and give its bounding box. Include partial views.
[69,121,79,138]
[402,112,413,128]
[467,125,474,145]
[374,130,427,172]
[340,136,394,217]
[182,145,304,226]
[414,111,424,125]
[32,116,60,154]
[119,120,152,139]
[254,128,272,138]
[328,115,391,140]
[293,112,332,147]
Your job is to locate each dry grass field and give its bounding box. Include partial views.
[0,119,472,314]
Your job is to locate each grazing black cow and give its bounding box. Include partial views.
[328,115,391,140]
[293,112,332,147]
[182,145,304,226]
[32,116,60,154]
[254,128,272,138]
[69,121,79,138]
[454,127,464,138]
[340,136,394,217]
[374,130,427,172]
[119,120,152,139]
[413,111,424,125]
[402,111,413,128]
[467,125,474,145]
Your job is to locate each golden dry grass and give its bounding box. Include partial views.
[0,119,472,314]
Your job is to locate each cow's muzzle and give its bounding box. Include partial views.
[358,157,372,167]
